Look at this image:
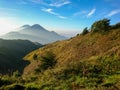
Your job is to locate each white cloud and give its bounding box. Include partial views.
[49,0,71,7]
[29,0,71,7]
[41,8,67,19]
[87,8,96,17]
[58,16,67,19]
[73,11,87,16]
[42,8,58,15]
[106,10,120,17]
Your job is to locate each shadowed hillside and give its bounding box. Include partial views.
[0,39,42,74]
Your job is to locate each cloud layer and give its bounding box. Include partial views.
[29,0,71,7]
[73,8,96,18]
[106,10,120,17]
[42,8,67,19]
[49,0,71,7]
[87,8,96,17]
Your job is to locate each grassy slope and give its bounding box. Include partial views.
[0,39,42,74]
[22,29,120,89]
[24,29,120,75]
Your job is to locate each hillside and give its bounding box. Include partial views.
[0,19,120,90]
[21,28,120,89]
[0,24,67,44]
[0,39,42,74]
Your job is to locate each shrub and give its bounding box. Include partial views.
[111,22,120,29]
[82,27,89,35]
[38,51,56,71]
[0,78,11,87]
[13,70,21,78]
[33,54,37,60]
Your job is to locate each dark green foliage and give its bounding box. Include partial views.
[91,18,110,32]
[13,70,21,78]
[111,22,120,29]
[82,27,89,35]
[33,54,37,60]
[0,39,42,74]
[4,84,25,90]
[0,77,12,87]
[76,34,80,36]
[25,86,38,90]
[34,68,41,74]
[39,51,56,71]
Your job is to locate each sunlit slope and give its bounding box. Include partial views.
[24,29,120,76]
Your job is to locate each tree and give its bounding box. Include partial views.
[111,22,120,29]
[82,27,89,35]
[91,19,110,32]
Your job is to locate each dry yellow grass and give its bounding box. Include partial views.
[23,29,120,76]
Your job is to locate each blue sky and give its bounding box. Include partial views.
[0,0,120,37]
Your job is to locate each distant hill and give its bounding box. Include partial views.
[0,24,67,44]
[0,39,42,74]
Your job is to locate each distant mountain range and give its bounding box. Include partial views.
[0,24,67,44]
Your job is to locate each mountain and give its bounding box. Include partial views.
[0,24,67,44]
[22,28,120,89]
[0,39,42,74]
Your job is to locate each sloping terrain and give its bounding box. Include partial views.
[0,24,66,44]
[21,28,120,89]
[24,29,120,74]
[0,39,42,74]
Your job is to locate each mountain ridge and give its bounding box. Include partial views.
[0,24,67,44]
[0,39,42,74]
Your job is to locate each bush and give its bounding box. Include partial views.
[82,27,89,35]
[38,51,56,71]
[33,54,37,60]
[13,70,21,78]
[111,22,120,29]
[0,78,11,87]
